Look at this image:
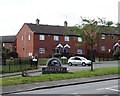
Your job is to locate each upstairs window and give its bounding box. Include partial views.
[21,36,24,41]
[54,35,59,41]
[64,36,69,41]
[28,34,30,40]
[78,37,82,42]
[101,34,105,39]
[39,35,45,40]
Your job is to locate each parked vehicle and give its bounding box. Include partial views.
[68,56,91,66]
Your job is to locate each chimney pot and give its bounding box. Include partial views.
[64,21,67,27]
[36,19,40,25]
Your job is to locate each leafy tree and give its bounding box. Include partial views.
[2,47,10,65]
[52,53,61,58]
[106,21,113,27]
[70,17,113,71]
[2,47,11,59]
[2,46,18,64]
[10,51,18,58]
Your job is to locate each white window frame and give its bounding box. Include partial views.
[28,34,30,41]
[64,36,69,41]
[101,34,105,39]
[28,53,32,56]
[39,47,45,54]
[22,36,24,41]
[101,46,106,51]
[78,37,82,42]
[3,43,5,47]
[54,35,59,41]
[77,49,83,54]
[39,35,45,40]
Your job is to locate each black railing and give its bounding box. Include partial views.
[1,58,38,73]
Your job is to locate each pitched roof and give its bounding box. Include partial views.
[25,23,77,36]
[25,23,119,36]
[2,35,16,43]
[99,26,119,35]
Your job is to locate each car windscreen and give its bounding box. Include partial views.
[80,57,87,60]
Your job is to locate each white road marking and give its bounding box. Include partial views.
[97,85,120,92]
[108,86,118,88]
[97,87,105,91]
[71,93,79,94]
[106,87,120,92]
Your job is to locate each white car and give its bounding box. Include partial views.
[68,56,92,66]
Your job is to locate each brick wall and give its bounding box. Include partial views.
[16,24,34,58]
[33,34,85,58]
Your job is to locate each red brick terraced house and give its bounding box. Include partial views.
[113,24,120,50]
[96,27,119,58]
[16,19,119,58]
[16,20,86,58]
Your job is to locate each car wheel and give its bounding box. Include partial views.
[82,62,86,66]
[68,62,72,66]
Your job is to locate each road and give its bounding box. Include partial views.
[16,79,119,94]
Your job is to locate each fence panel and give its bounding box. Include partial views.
[1,58,36,73]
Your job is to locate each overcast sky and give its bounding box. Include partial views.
[0,0,119,36]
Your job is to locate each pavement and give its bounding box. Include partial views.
[1,66,42,77]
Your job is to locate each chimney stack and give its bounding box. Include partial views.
[36,19,40,25]
[64,21,67,27]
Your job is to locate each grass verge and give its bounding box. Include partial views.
[1,66,119,86]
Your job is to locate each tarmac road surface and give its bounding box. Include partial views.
[16,79,119,95]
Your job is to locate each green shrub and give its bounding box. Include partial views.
[38,58,49,65]
[52,53,61,58]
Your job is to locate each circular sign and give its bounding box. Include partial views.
[46,58,62,67]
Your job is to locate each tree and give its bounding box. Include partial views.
[2,46,18,65]
[10,51,18,58]
[106,21,113,27]
[2,47,11,65]
[71,17,113,71]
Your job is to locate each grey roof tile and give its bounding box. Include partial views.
[26,23,119,36]
[2,35,16,43]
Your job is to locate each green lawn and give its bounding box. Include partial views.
[1,66,119,86]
